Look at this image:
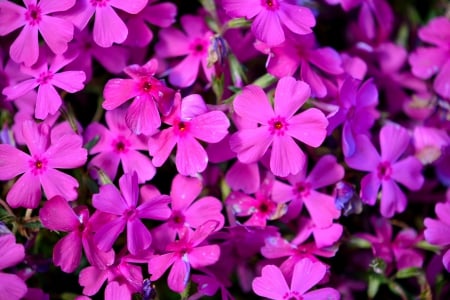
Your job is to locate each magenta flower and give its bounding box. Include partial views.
[93,172,171,255]
[256,33,343,98]
[327,78,379,157]
[272,154,343,227]
[39,196,115,273]
[230,76,328,177]
[252,259,340,300]
[103,59,175,135]
[424,200,450,271]
[148,93,230,176]
[0,0,75,66]
[0,120,87,208]
[222,0,315,46]
[151,174,224,250]
[149,220,221,293]
[409,17,450,99]
[356,218,423,273]
[155,15,214,87]
[0,235,27,300]
[3,52,86,119]
[84,109,155,183]
[346,123,424,217]
[62,0,148,47]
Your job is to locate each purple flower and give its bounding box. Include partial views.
[230,76,328,177]
[0,235,27,300]
[346,123,424,217]
[0,0,75,66]
[357,218,424,273]
[0,120,87,208]
[84,109,155,183]
[252,259,340,300]
[149,221,221,293]
[148,93,230,176]
[93,172,171,255]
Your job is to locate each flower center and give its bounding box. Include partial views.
[124,208,137,220]
[29,156,48,176]
[377,161,392,180]
[25,4,42,26]
[283,291,303,300]
[268,116,288,136]
[174,120,190,137]
[170,211,186,227]
[262,0,279,10]
[90,0,109,7]
[190,38,209,56]
[112,137,130,153]
[293,182,311,198]
[37,71,54,85]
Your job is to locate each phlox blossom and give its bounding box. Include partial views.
[346,123,424,217]
[0,121,87,208]
[230,76,328,177]
[0,0,75,66]
[148,93,230,176]
[252,259,340,300]
[103,59,175,135]
[222,0,315,46]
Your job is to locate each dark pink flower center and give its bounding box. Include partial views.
[29,156,48,176]
[377,161,392,180]
[293,182,311,198]
[268,116,288,136]
[25,4,42,26]
[90,0,110,7]
[262,0,279,10]
[37,71,54,85]
[112,136,130,154]
[170,211,186,227]
[190,38,209,56]
[124,208,137,220]
[174,120,190,137]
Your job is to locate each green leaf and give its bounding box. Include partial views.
[226,18,251,29]
[395,267,422,279]
[84,135,100,151]
[368,274,381,299]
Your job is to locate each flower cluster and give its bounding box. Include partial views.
[0,0,449,299]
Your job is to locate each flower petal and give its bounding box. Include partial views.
[270,135,306,177]
[40,168,79,201]
[391,156,424,190]
[190,111,230,143]
[93,184,127,215]
[168,258,190,293]
[380,180,406,217]
[185,197,224,229]
[168,54,201,88]
[121,150,156,183]
[125,95,160,135]
[39,15,73,54]
[304,191,340,228]
[0,145,29,180]
[149,253,177,280]
[103,78,138,110]
[274,77,310,118]
[51,71,86,92]
[7,172,41,208]
[189,244,220,268]
[291,259,326,294]
[94,216,126,251]
[252,265,288,299]
[148,128,177,167]
[10,25,39,66]
[53,231,82,273]
[287,108,328,147]
[170,174,202,211]
[109,0,147,14]
[360,173,381,205]
[36,84,62,119]
[303,287,341,300]
[39,195,80,231]
[345,134,380,171]
[307,155,344,189]
[234,84,274,124]
[380,123,410,162]
[175,136,208,176]
[127,218,152,255]
[230,127,273,163]
[46,134,87,169]
[0,273,27,300]
[252,10,284,46]
[278,4,315,35]
[93,5,128,47]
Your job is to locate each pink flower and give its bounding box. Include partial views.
[0,235,27,300]
[230,76,328,177]
[103,59,175,135]
[151,174,224,251]
[222,0,315,46]
[0,0,75,66]
[155,15,214,87]
[84,109,155,183]
[252,259,340,300]
[346,123,424,217]
[256,33,343,98]
[424,200,450,271]
[61,0,148,47]
[148,93,230,176]
[0,120,87,208]
[272,154,343,227]
[3,52,86,119]
[92,172,171,255]
[409,17,450,99]
[39,196,115,273]
[149,220,221,293]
